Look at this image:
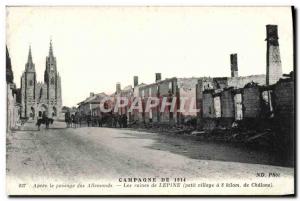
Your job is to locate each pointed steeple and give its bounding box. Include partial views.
[49,39,54,57]
[28,45,33,63]
[25,45,35,72]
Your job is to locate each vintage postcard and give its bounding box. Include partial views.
[6,6,295,196]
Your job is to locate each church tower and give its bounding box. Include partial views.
[20,41,62,119]
[45,40,57,101]
[44,40,61,117]
[21,46,37,118]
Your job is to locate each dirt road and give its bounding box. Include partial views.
[6,121,294,195]
[7,121,293,179]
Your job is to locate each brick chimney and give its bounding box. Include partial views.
[230,53,238,77]
[90,92,94,97]
[155,73,161,82]
[116,82,121,93]
[266,25,282,85]
[133,76,138,87]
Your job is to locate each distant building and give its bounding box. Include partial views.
[138,74,199,124]
[20,41,62,119]
[77,92,111,117]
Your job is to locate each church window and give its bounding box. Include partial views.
[29,80,33,86]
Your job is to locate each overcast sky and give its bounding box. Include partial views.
[6,6,293,107]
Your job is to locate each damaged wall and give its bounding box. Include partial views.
[213,94,221,118]
[220,88,235,118]
[177,78,199,117]
[242,84,261,118]
[196,77,214,117]
[273,78,294,118]
[158,78,177,123]
[202,90,215,118]
[227,75,266,88]
[140,83,159,123]
[139,83,158,123]
[196,75,265,118]
[233,92,243,120]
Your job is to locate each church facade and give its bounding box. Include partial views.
[21,41,62,119]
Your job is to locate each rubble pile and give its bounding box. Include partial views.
[129,119,288,153]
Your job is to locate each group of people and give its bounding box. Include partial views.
[36,111,54,130]
[64,111,128,129]
[65,111,82,128]
[110,114,128,128]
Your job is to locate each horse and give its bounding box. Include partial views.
[36,117,54,130]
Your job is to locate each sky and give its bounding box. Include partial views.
[6,6,293,107]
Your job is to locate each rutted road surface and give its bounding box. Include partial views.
[6,121,294,195]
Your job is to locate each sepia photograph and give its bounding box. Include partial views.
[5,6,295,196]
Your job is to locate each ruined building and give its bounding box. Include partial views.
[196,53,266,120]
[21,41,62,119]
[201,25,288,128]
[137,73,199,124]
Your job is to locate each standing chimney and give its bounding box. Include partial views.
[230,53,238,77]
[155,73,161,82]
[133,76,138,87]
[266,25,282,85]
[116,82,121,93]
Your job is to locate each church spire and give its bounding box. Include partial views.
[25,45,35,72]
[28,45,33,63]
[49,39,54,57]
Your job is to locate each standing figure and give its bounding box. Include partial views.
[65,110,71,128]
[87,115,91,127]
[71,114,75,128]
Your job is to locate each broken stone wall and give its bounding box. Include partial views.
[213,94,221,118]
[213,77,228,90]
[142,84,159,123]
[196,77,214,117]
[220,88,235,118]
[158,78,178,124]
[234,92,243,120]
[272,78,294,163]
[177,78,199,119]
[242,85,261,118]
[227,75,266,88]
[218,88,235,128]
[202,90,215,118]
[273,79,294,118]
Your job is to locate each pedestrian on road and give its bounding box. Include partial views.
[87,115,91,127]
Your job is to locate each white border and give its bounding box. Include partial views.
[1,0,298,200]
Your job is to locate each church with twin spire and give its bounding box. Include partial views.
[21,40,62,119]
